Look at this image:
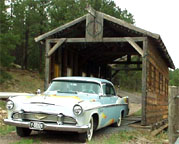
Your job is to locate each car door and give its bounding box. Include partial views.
[99,83,119,127]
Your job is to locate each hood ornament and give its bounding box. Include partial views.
[34,114,47,120]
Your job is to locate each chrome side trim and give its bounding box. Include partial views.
[4,119,88,133]
[85,103,127,111]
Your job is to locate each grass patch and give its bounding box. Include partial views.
[0,100,6,109]
[131,109,141,116]
[10,138,40,144]
[89,131,137,144]
[0,68,44,92]
[89,130,168,144]
[0,125,15,135]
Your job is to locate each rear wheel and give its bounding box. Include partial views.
[16,127,32,137]
[79,117,94,142]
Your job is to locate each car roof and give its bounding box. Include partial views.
[53,77,113,85]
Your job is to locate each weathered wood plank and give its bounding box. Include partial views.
[58,45,62,77]
[85,12,103,42]
[110,61,142,64]
[35,15,86,42]
[125,37,144,56]
[85,5,96,17]
[112,68,142,71]
[47,37,146,43]
[141,37,148,125]
[169,86,179,144]
[151,123,168,136]
[48,38,66,57]
[45,39,50,90]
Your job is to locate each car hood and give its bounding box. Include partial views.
[24,94,82,106]
[11,93,100,115]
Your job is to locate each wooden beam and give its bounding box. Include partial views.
[47,37,146,43]
[35,15,86,42]
[103,37,145,42]
[169,86,179,143]
[125,37,144,56]
[141,37,148,126]
[45,40,50,90]
[151,124,168,136]
[86,5,96,17]
[48,38,66,57]
[112,68,142,71]
[110,61,142,64]
[112,70,120,78]
[86,12,103,42]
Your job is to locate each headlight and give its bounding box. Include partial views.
[6,100,14,110]
[73,104,83,116]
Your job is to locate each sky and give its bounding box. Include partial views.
[114,0,179,69]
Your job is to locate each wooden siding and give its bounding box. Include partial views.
[146,38,169,125]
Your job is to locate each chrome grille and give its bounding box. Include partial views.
[23,113,57,122]
[63,116,77,124]
[20,112,77,125]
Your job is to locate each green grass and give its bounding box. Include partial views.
[89,131,136,144]
[0,100,15,136]
[131,109,141,116]
[0,100,6,109]
[89,130,168,144]
[0,125,15,135]
[10,139,40,144]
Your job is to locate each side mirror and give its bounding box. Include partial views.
[36,89,41,94]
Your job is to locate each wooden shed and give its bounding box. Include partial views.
[35,7,175,126]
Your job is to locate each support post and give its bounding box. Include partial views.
[169,86,179,144]
[45,39,50,90]
[141,38,148,125]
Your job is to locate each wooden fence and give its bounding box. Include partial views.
[169,86,179,144]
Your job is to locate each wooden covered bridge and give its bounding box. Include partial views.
[35,7,175,126]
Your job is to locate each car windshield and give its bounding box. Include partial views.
[46,80,101,94]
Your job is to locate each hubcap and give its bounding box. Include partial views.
[87,118,93,141]
[117,116,122,126]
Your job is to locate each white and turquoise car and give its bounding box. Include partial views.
[4,77,129,142]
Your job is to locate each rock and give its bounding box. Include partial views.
[2,110,7,114]
[162,139,169,144]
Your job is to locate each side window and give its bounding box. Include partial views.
[102,83,115,96]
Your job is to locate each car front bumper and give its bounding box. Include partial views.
[4,119,89,133]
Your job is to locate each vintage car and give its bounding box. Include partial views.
[4,77,129,142]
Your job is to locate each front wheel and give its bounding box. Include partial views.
[79,117,94,143]
[113,115,122,127]
[16,127,32,137]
